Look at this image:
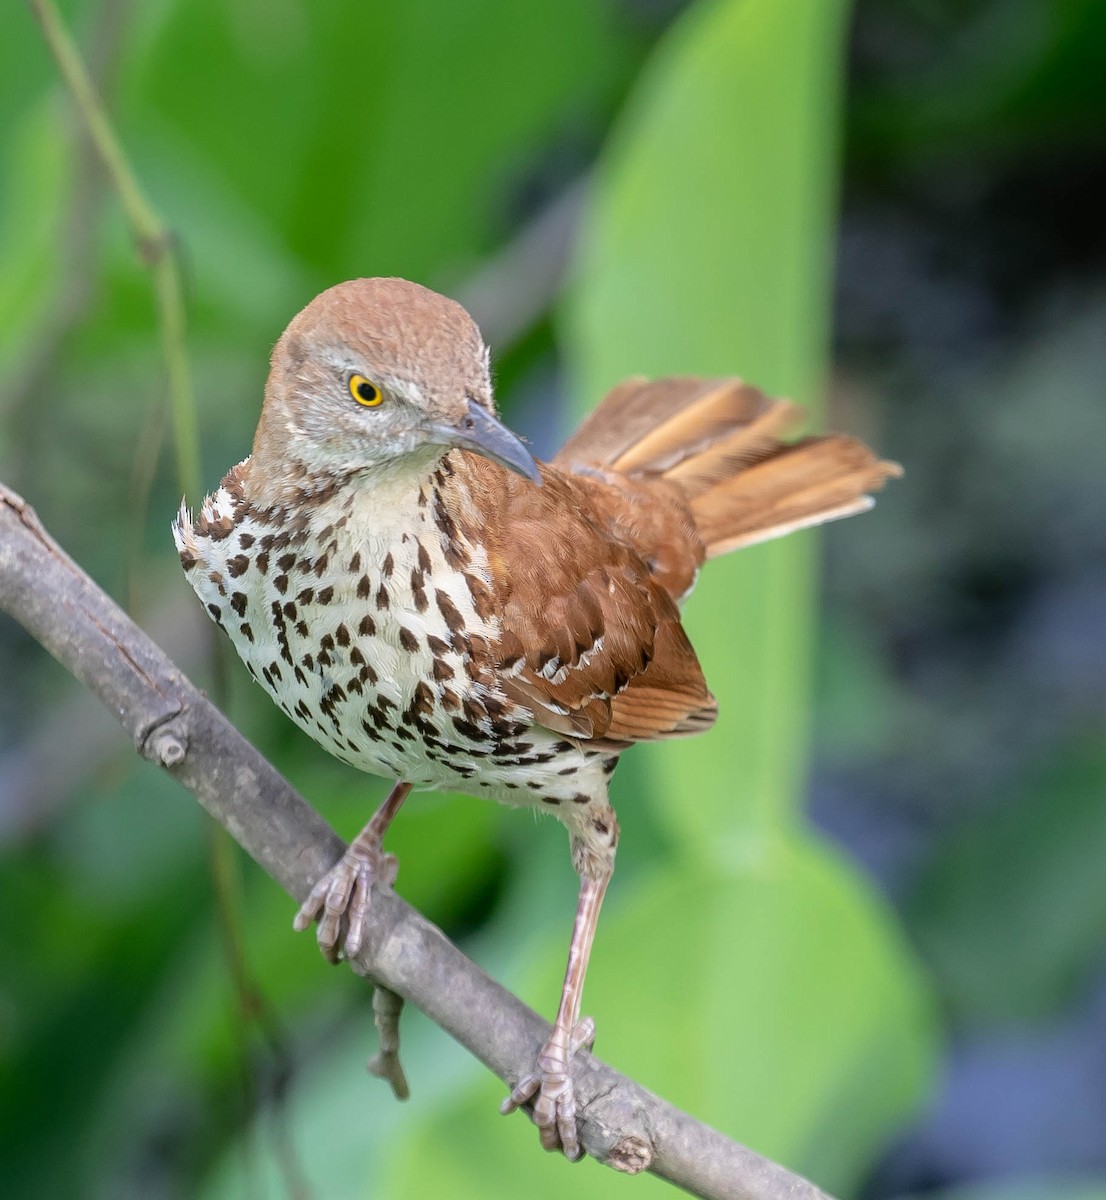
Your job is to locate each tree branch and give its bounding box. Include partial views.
[0,480,834,1200]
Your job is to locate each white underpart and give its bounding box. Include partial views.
[176,454,612,811]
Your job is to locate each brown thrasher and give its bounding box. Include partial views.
[174,277,899,1159]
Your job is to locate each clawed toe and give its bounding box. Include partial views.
[293,842,397,961]
[500,1018,595,1160]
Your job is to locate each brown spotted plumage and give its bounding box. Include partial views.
[173,277,899,1159]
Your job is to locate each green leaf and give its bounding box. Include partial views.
[125,0,632,286]
[563,0,855,850]
[381,836,936,1199]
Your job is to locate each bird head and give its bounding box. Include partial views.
[250,277,540,498]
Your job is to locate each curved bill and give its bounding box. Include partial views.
[430,399,542,486]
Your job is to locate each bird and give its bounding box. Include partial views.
[173,276,900,1159]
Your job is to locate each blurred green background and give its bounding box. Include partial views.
[1,1,1105,1197]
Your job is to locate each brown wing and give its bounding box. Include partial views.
[452,456,717,746]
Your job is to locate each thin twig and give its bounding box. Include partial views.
[26,0,200,502]
[0,481,835,1200]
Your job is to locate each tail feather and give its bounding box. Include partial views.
[691,435,901,557]
[558,376,900,561]
[557,378,777,475]
[661,398,803,495]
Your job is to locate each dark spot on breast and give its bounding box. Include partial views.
[230,592,247,617]
[452,717,488,742]
[398,627,419,653]
[432,658,454,681]
[376,585,389,610]
[436,590,464,633]
[297,586,315,604]
[382,552,395,578]
[239,622,253,642]
[198,512,235,541]
[316,585,334,605]
[336,623,351,647]
[503,738,535,755]
[357,575,373,599]
[277,552,296,572]
[444,542,469,570]
[255,552,269,575]
[283,601,297,619]
[238,533,255,549]
[295,620,309,637]
[433,494,466,564]
[571,793,590,805]
[542,796,561,806]
[313,552,330,578]
[412,681,435,715]
[273,574,289,595]
[319,681,346,718]
[358,614,376,637]
[178,547,197,571]
[349,551,361,572]
[227,554,249,578]
[465,573,495,620]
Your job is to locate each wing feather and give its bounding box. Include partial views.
[450,457,715,745]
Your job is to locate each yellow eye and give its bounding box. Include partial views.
[349,374,383,407]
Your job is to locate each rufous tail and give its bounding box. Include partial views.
[555,377,901,558]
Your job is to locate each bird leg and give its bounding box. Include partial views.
[367,984,411,1100]
[501,867,611,1160]
[293,780,411,963]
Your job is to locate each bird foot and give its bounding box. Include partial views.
[293,837,398,963]
[500,1017,596,1160]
